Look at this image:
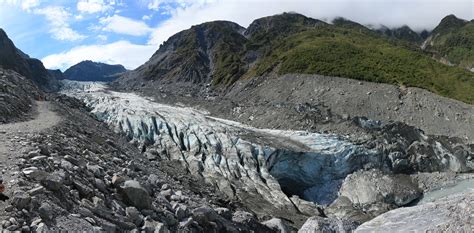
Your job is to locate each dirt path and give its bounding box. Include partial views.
[0,101,60,214]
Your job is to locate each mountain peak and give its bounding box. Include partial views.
[332,17,369,31]
[245,12,325,38]
[432,14,467,34]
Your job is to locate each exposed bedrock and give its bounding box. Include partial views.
[61,81,474,224]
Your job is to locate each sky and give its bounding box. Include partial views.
[0,0,472,71]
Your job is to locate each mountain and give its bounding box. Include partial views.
[64,60,126,82]
[116,13,474,104]
[0,29,59,91]
[422,14,474,70]
[117,13,326,87]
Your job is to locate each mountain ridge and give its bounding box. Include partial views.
[115,12,474,104]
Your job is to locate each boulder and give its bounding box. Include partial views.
[119,180,152,210]
[38,203,54,221]
[298,216,357,233]
[11,191,31,209]
[339,169,421,206]
[41,171,66,191]
[262,218,291,233]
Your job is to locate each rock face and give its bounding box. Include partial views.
[0,29,58,91]
[64,60,126,82]
[355,191,474,232]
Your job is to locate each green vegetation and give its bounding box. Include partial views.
[245,25,474,104]
[208,23,247,86]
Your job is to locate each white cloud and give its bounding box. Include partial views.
[147,0,474,46]
[0,0,40,12]
[21,0,40,12]
[77,0,113,14]
[100,14,152,36]
[34,6,86,41]
[146,0,195,12]
[42,40,156,70]
[97,34,108,41]
[147,0,162,11]
[142,14,152,20]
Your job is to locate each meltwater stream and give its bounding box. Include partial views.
[60,81,382,212]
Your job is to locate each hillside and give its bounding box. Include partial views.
[422,15,474,71]
[64,60,126,82]
[247,23,474,104]
[116,13,474,104]
[0,29,59,91]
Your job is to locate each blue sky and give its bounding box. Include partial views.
[0,0,472,71]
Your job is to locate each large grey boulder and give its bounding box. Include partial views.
[355,191,474,232]
[11,191,31,209]
[119,180,152,210]
[325,196,371,224]
[339,169,421,206]
[298,216,358,233]
[262,218,291,233]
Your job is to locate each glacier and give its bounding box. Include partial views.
[60,81,382,211]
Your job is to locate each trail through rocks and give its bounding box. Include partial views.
[0,101,60,218]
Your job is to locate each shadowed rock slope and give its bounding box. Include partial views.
[0,29,58,91]
[0,69,43,123]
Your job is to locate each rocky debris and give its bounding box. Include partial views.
[298,216,358,233]
[355,191,474,232]
[0,69,43,123]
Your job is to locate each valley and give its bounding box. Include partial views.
[0,7,473,232]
